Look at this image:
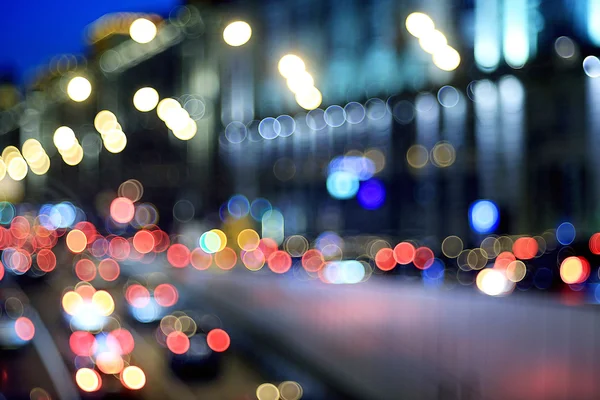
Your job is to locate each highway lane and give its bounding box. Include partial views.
[0,279,75,400]
[171,269,600,400]
[16,249,600,400]
[22,254,266,400]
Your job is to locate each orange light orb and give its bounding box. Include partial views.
[66,229,87,253]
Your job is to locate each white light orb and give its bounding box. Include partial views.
[133,87,160,112]
[130,18,157,44]
[53,126,77,152]
[223,21,252,47]
[287,71,315,94]
[405,12,435,38]
[419,30,448,55]
[67,77,92,102]
[7,157,28,181]
[278,54,305,78]
[433,46,461,71]
[295,87,322,110]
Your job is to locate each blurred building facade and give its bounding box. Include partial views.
[0,0,598,246]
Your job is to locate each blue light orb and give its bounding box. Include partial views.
[324,260,365,284]
[0,202,15,225]
[227,194,250,219]
[218,203,229,222]
[328,156,375,181]
[250,198,272,221]
[357,179,386,210]
[50,202,76,229]
[326,171,359,200]
[556,222,576,245]
[469,200,499,234]
[315,231,343,254]
[423,258,445,288]
[131,299,161,323]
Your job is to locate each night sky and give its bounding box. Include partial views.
[0,0,180,84]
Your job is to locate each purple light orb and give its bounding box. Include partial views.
[357,179,385,210]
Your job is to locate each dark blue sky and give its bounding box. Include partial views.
[0,0,180,84]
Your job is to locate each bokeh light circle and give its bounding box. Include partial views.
[267,250,292,274]
[326,171,359,200]
[15,317,35,341]
[469,200,499,234]
[98,259,120,282]
[133,87,159,112]
[215,247,237,270]
[583,56,600,78]
[375,248,396,271]
[67,77,92,102]
[223,21,252,47]
[207,328,230,352]
[167,244,190,268]
[129,18,157,44]
[110,197,135,224]
[413,247,435,270]
[154,283,179,307]
[75,368,101,392]
[556,222,576,245]
[357,179,385,209]
[121,366,146,390]
[166,331,190,354]
[393,242,415,265]
[237,229,260,251]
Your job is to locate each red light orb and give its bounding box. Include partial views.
[393,242,415,265]
[75,259,97,282]
[110,197,135,224]
[98,259,120,281]
[108,237,130,261]
[107,328,135,355]
[154,283,179,307]
[375,248,396,271]
[494,251,516,270]
[413,247,434,270]
[125,284,150,308]
[267,250,291,274]
[590,233,600,255]
[207,328,230,352]
[133,230,155,254]
[167,244,190,268]
[151,230,170,253]
[70,331,97,356]
[15,317,35,341]
[301,249,325,272]
[512,237,538,260]
[36,249,57,272]
[166,331,190,354]
[258,238,278,260]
